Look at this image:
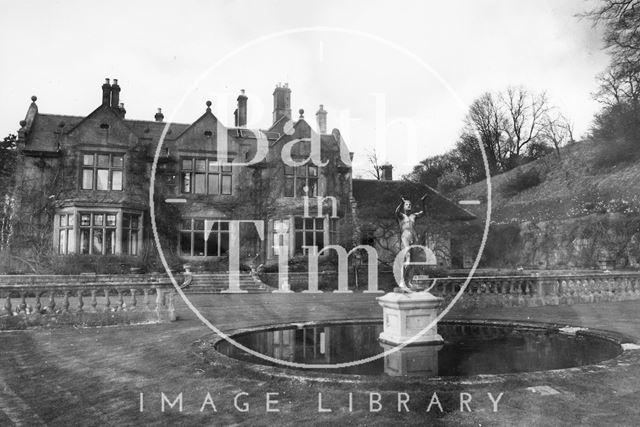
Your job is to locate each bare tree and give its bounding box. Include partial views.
[542,112,574,159]
[365,148,383,180]
[502,87,550,164]
[586,0,640,64]
[465,92,507,174]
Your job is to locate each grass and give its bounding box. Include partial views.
[453,139,640,223]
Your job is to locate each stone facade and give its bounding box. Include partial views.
[10,79,469,273]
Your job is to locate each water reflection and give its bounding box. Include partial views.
[216,322,622,377]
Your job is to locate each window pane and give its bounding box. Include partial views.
[305,231,314,247]
[305,218,314,229]
[80,214,90,226]
[222,162,232,172]
[309,166,318,176]
[122,230,129,255]
[295,232,304,254]
[105,229,115,254]
[194,173,206,194]
[130,231,138,255]
[316,231,324,249]
[284,165,294,175]
[180,219,191,230]
[67,228,75,253]
[112,170,122,191]
[195,159,206,172]
[221,175,232,195]
[219,231,229,255]
[97,154,109,167]
[80,229,90,254]
[219,221,229,231]
[59,230,67,254]
[106,214,116,227]
[193,232,205,256]
[180,232,192,255]
[206,232,219,256]
[93,229,103,254]
[295,166,306,177]
[82,169,93,189]
[96,169,108,190]
[284,177,294,197]
[194,220,205,230]
[68,214,75,226]
[296,178,306,197]
[308,178,317,197]
[294,217,303,229]
[83,154,94,166]
[60,215,67,227]
[131,216,139,229]
[123,214,131,228]
[182,159,193,170]
[93,214,104,226]
[208,174,219,195]
[315,218,324,229]
[112,155,123,168]
[208,160,219,172]
[181,172,191,193]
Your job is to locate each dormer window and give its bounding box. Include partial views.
[81,152,124,191]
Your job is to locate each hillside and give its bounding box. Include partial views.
[451,139,640,224]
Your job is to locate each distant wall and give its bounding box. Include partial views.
[466,213,640,269]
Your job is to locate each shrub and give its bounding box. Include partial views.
[591,139,640,172]
[500,168,543,197]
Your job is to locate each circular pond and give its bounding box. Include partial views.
[215,321,623,377]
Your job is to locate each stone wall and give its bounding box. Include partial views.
[463,213,640,269]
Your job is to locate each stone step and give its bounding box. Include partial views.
[181,273,273,294]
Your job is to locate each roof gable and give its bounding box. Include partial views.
[66,105,139,147]
[352,179,475,221]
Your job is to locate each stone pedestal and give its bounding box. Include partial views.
[380,342,442,377]
[377,291,444,345]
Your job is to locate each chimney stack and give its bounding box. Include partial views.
[316,104,327,134]
[272,83,291,124]
[380,163,393,181]
[102,78,111,106]
[155,108,164,122]
[236,89,248,127]
[110,79,120,109]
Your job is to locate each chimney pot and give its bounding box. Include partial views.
[155,108,164,122]
[380,163,393,181]
[237,89,248,127]
[272,83,292,124]
[110,78,121,109]
[102,79,111,106]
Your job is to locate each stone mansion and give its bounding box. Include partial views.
[11,79,473,272]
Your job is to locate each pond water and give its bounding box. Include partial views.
[215,322,622,377]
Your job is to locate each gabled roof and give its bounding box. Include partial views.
[25,113,84,152]
[352,179,475,221]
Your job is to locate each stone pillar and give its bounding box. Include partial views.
[377,292,444,345]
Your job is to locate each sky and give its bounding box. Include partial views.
[0,0,609,177]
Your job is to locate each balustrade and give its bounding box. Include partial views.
[0,274,176,328]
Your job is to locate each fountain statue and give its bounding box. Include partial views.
[377,194,444,345]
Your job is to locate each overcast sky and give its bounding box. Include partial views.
[0,0,608,177]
